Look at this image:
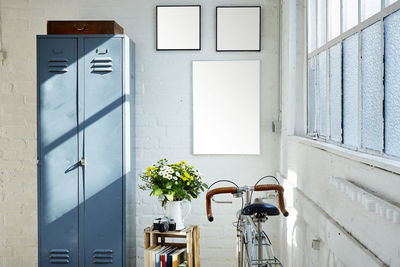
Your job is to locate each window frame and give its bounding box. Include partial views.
[306,0,400,160]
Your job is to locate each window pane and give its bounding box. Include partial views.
[317,0,327,48]
[318,51,328,136]
[361,22,382,151]
[343,0,358,32]
[308,58,316,133]
[384,10,400,157]
[385,0,398,7]
[308,0,317,52]
[328,0,341,40]
[361,0,381,21]
[343,34,359,147]
[329,43,342,142]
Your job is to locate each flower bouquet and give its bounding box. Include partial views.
[139,159,208,207]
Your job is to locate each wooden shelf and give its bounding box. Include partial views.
[144,225,200,267]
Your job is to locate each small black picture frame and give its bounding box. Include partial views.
[156,5,201,51]
[216,6,261,52]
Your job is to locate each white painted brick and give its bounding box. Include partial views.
[1,8,45,19]
[135,136,158,149]
[1,0,30,8]
[157,114,191,126]
[1,19,30,37]
[135,114,157,127]
[5,237,35,248]
[137,126,166,138]
[4,257,24,267]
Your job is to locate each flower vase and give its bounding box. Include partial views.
[163,200,191,230]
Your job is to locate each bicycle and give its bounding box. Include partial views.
[205,177,289,267]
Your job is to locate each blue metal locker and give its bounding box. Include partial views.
[37,35,135,267]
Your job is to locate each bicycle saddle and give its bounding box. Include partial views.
[242,203,280,216]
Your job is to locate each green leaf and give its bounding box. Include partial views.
[165,192,175,201]
[166,182,172,189]
[152,185,163,196]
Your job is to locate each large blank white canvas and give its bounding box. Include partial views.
[193,60,260,154]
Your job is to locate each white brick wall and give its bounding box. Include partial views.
[0,0,280,266]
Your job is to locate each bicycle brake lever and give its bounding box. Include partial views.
[211,196,233,204]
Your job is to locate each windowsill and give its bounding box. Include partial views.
[287,135,400,175]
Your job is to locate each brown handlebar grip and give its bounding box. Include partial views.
[206,186,237,222]
[254,184,289,217]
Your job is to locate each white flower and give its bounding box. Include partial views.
[175,172,180,176]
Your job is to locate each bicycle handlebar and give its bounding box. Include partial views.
[206,184,289,222]
[254,184,289,217]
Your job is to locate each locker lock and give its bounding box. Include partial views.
[80,158,86,166]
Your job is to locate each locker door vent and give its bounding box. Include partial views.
[91,57,113,73]
[48,58,69,73]
[49,249,70,264]
[93,249,113,264]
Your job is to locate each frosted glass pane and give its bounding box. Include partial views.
[361,22,382,151]
[343,34,359,147]
[343,0,358,32]
[318,51,327,136]
[308,0,317,52]
[328,0,341,40]
[361,0,381,21]
[385,0,398,7]
[384,10,400,157]
[308,58,316,134]
[317,0,327,48]
[329,44,342,142]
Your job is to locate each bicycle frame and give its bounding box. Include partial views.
[207,184,287,267]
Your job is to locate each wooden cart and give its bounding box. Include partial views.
[144,225,200,267]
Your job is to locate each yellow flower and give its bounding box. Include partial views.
[186,182,190,185]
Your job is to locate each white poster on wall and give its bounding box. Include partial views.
[192,60,260,154]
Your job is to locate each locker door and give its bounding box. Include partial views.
[83,38,123,266]
[38,38,79,266]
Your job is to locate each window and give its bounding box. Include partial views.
[307,0,400,158]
